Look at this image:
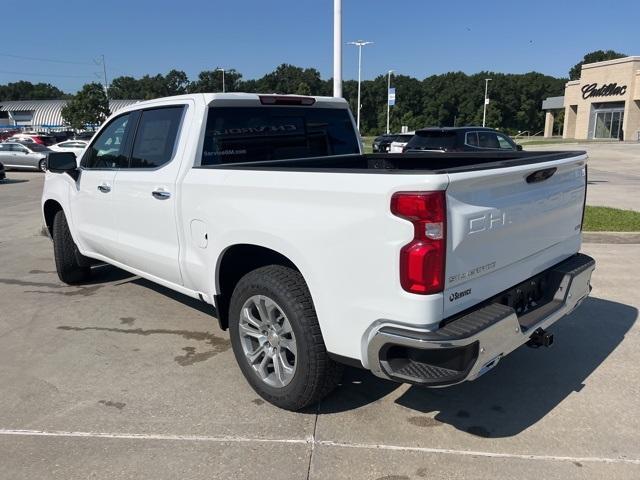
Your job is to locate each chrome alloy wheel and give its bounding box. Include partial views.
[238,295,297,388]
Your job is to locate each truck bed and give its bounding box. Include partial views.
[197,151,587,174]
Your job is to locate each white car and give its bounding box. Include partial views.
[388,133,415,153]
[42,93,594,410]
[49,140,89,158]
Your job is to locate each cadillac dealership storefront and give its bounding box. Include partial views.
[543,56,640,140]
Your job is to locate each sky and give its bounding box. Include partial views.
[0,0,637,93]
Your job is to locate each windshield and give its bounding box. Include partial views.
[405,131,457,150]
[200,106,359,165]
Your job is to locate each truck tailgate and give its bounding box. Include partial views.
[443,153,587,317]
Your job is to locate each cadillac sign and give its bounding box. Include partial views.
[581,82,627,100]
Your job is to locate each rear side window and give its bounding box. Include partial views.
[406,131,456,151]
[130,107,184,169]
[200,106,359,165]
[478,132,500,149]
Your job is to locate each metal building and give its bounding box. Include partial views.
[0,99,139,129]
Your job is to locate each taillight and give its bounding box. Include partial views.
[391,191,446,295]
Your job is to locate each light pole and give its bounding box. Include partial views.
[348,40,373,132]
[216,67,226,93]
[386,69,393,134]
[482,78,492,127]
[333,0,342,97]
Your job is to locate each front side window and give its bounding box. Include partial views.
[129,107,184,169]
[496,133,516,150]
[82,114,131,169]
[200,106,359,165]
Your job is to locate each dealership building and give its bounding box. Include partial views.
[543,56,640,141]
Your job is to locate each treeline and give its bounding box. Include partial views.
[1,50,627,135]
[105,65,566,135]
[0,67,565,134]
[0,81,68,101]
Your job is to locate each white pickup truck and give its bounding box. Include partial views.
[42,93,595,410]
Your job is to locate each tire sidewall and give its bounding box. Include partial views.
[229,272,314,403]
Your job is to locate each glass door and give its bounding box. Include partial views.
[594,110,624,139]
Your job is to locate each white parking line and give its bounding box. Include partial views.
[1,429,639,466]
[317,440,640,466]
[0,429,311,445]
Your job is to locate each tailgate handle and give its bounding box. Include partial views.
[526,167,557,184]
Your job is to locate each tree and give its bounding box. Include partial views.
[62,83,110,130]
[189,69,243,93]
[108,76,143,99]
[165,69,189,96]
[251,64,326,95]
[108,70,190,99]
[0,81,67,101]
[569,50,626,80]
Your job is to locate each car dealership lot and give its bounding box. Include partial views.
[526,142,640,212]
[1,170,639,479]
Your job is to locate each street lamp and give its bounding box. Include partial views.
[347,40,373,133]
[386,69,393,134]
[333,0,342,97]
[482,78,492,127]
[216,67,226,93]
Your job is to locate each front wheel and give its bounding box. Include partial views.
[229,265,343,411]
[38,158,47,172]
[52,210,91,284]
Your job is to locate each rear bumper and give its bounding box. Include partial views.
[366,253,595,386]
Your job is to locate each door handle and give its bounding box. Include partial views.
[97,184,111,193]
[152,190,171,200]
[526,167,557,184]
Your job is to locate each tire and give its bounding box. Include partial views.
[52,210,91,284]
[38,158,47,172]
[229,265,343,411]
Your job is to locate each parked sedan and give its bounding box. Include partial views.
[49,140,88,157]
[0,142,50,171]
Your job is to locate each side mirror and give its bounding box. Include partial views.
[516,144,523,151]
[47,152,79,180]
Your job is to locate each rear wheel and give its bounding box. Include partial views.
[229,265,343,411]
[52,210,91,284]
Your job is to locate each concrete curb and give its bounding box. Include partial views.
[583,231,640,244]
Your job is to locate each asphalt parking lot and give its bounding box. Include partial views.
[526,142,640,211]
[1,161,639,479]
